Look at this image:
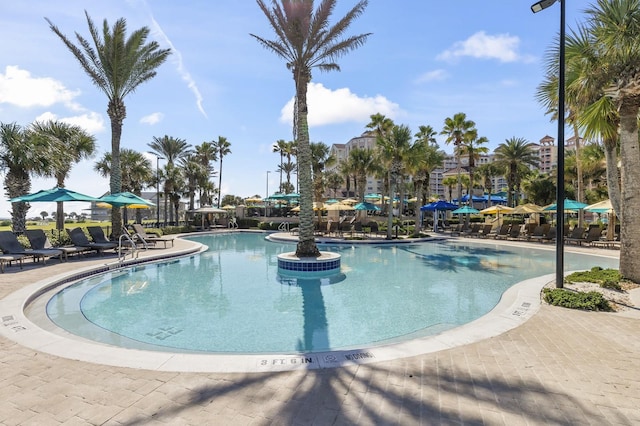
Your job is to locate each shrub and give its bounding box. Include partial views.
[543,288,612,311]
[237,218,260,229]
[565,267,621,289]
[0,220,11,226]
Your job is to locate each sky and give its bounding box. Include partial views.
[0,0,590,219]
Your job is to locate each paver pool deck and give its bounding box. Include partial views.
[1,232,639,425]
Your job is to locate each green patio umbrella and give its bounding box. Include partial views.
[98,192,155,208]
[451,206,480,214]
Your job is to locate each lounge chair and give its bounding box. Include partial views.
[25,229,89,260]
[67,227,117,255]
[506,225,521,240]
[0,253,26,272]
[87,226,118,248]
[0,231,63,264]
[527,224,551,242]
[492,224,511,240]
[478,224,494,238]
[462,224,482,238]
[131,224,174,248]
[565,226,586,245]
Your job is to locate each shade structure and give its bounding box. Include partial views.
[290,202,324,212]
[452,206,480,214]
[511,203,543,214]
[354,202,381,211]
[364,193,381,200]
[584,199,613,214]
[479,205,514,215]
[96,202,150,209]
[99,192,155,208]
[341,198,358,205]
[189,206,227,214]
[420,200,458,211]
[325,198,339,204]
[221,205,236,210]
[244,197,263,203]
[10,187,98,203]
[324,202,355,211]
[543,199,588,212]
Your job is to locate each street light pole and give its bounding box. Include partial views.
[150,153,164,228]
[265,171,271,218]
[532,0,565,288]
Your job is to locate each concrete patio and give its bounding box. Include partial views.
[1,233,639,425]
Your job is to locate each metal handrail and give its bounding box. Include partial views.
[118,233,139,262]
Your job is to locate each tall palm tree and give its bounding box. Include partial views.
[441,112,476,204]
[409,125,445,234]
[94,149,153,224]
[272,139,288,191]
[147,135,191,223]
[325,171,344,198]
[30,120,96,230]
[377,124,412,239]
[493,137,539,207]
[1,122,54,232]
[47,12,171,236]
[252,0,371,257]
[366,113,394,216]
[213,136,231,207]
[310,142,335,202]
[348,147,377,202]
[475,162,501,199]
[179,154,209,210]
[458,128,489,202]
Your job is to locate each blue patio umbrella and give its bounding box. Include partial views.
[452,206,480,214]
[420,200,458,211]
[10,187,99,203]
[99,192,155,208]
[354,202,381,211]
[543,199,588,212]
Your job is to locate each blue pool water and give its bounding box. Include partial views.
[47,233,617,354]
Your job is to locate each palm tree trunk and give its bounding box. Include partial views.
[295,76,320,258]
[603,139,622,222]
[618,99,640,282]
[108,106,123,237]
[217,158,223,208]
[573,124,585,228]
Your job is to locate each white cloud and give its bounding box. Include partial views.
[140,112,164,125]
[415,69,449,84]
[279,83,401,127]
[34,111,105,134]
[0,65,80,108]
[437,31,531,63]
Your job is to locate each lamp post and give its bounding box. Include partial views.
[532,0,565,288]
[150,153,164,228]
[265,171,271,218]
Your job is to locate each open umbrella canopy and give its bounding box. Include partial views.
[99,192,155,208]
[96,202,150,209]
[324,202,355,211]
[452,206,480,214]
[290,202,324,212]
[511,203,543,214]
[188,206,227,214]
[10,187,98,203]
[341,198,358,205]
[584,199,613,213]
[543,199,588,212]
[221,205,236,210]
[325,198,339,204]
[244,197,263,203]
[480,205,514,214]
[364,193,381,200]
[420,200,458,211]
[354,201,381,211]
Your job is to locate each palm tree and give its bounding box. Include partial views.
[475,162,501,199]
[408,125,445,235]
[442,176,458,203]
[348,147,377,202]
[252,0,371,257]
[522,170,555,206]
[377,124,412,239]
[1,122,54,232]
[272,139,288,191]
[47,12,171,236]
[30,120,96,230]
[458,128,489,202]
[179,154,209,211]
[325,171,344,198]
[213,136,231,207]
[94,149,153,224]
[148,135,191,224]
[493,137,539,207]
[441,112,476,204]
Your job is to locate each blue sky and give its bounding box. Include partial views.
[0,0,587,218]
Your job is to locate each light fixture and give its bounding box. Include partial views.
[531,0,565,289]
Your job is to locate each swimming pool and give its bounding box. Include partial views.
[45,233,617,355]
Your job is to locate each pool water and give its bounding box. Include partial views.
[46,233,616,354]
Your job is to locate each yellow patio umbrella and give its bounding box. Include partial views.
[221,205,236,210]
[511,203,543,214]
[291,202,324,212]
[479,205,514,214]
[244,197,263,203]
[341,198,358,205]
[96,202,150,209]
[324,202,355,211]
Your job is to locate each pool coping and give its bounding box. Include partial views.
[0,232,615,373]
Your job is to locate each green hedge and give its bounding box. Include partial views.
[543,288,612,311]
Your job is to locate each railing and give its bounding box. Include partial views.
[118,232,139,263]
[278,222,290,232]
